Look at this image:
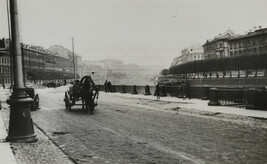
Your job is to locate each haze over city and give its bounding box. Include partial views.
[1,0,267,67]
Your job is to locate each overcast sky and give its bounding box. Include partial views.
[1,0,267,67]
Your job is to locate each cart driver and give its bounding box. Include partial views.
[72,80,80,100]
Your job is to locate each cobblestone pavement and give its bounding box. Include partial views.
[31,90,267,163]
[2,88,267,164]
[1,110,75,164]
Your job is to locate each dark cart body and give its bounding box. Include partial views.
[64,76,99,114]
[25,87,40,111]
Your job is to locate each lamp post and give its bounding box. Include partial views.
[6,0,37,142]
[72,37,76,80]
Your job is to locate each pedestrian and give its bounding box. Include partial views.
[2,84,5,89]
[209,72,212,78]
[185,80,191,99]
[72,80,80,101]
[154,84,160,99]
[107,81,112,92]
[104,80,108,93]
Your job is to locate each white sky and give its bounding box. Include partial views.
[1,0,267,68]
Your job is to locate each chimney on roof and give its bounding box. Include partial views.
[259,26,262,29]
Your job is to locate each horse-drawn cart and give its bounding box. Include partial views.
[64,75,99,114]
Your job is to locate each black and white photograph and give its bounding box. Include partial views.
[1,0,267,163]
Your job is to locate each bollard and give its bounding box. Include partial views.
[177,85,183,98]
[160,85,167,97]
[121,85,126,93]
[144,85,151,95]
[245,88,256,109]
[201,85,209,100]
[208,88,220,106]
[131,85,138,94]
[246,88,267,110]
[255,89,267,110]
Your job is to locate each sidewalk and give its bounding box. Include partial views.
[108,92,267,119]
[0,88,75,164]
[0,112,17,164]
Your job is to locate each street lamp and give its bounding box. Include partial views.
[6,0,37,142]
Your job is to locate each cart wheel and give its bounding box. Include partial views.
[82,99,86,112]
[32,94,39,111]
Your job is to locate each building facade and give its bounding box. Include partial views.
[171,45,203,66]
[203,31,236,59]
[0,38,12,86]
[0,38,80,86]
[228,27,267,57]
[47,45,83,77]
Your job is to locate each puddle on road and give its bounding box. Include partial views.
[167,107,181,111]
[53,131,69,135]
[115,109,127,113]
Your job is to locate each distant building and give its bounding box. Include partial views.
[47,45,83,77]
[101,59,124,71]
[171,56,182,66]
[171,45,203,66]
[82,60,106,83]
[47,45,70,59]
[228,26,267,57]
[203,30,236,59]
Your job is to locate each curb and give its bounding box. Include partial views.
[0,112,17,164]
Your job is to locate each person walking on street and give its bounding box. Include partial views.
[107,81,112,92]
[155,84,160,100]
[185,80,191,99]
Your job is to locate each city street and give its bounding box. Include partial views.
[16,86,267,164]
[1,1,267,164]
[1,86,267,164]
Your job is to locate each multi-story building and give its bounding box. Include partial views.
[228,27,267,57]
[171,56,182,66]
[0,38,12,86]
[47,45,83,77]
[171,45,203,66]
[47,45,70,59]
[0,38,81,85]
[203,30,236,59]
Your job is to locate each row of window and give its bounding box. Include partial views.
[1,49,76,75]
[205,34,267,53]
[0,66,11,74]
[0,57,10,65]
[193,55,204,59]
[0,78,11,84]
[229,37,267,50]
[205,42,225,52]
[229,46,267,56]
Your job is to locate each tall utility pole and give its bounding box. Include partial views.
[6,0,37,142]
[72,37,76,80]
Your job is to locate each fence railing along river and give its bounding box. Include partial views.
[97,84,267,111]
